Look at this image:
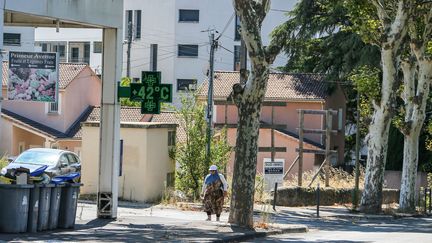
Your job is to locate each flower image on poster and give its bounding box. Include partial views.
[8,51,58,102]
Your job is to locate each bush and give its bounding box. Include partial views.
[171,93,232,200]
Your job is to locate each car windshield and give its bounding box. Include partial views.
[14,151,59,166]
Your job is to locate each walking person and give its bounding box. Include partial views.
[201,165,228,221]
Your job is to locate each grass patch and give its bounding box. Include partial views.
[284,166,365,189]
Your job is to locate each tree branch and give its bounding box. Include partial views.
[370,0,389,23]
[422,6,432,44]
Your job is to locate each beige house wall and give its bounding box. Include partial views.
[324,86,346,165]
[215,101,325,144]
[225,128,319,178]
[0,118,13,156]
[63,68,101,130]
[81,122,176,202]
[11,126,45,154]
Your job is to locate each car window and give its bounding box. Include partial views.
[66,154,77,164]
[14,150,58,166]
[59,155,70,166]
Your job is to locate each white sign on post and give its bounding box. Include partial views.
[263,158,285,191]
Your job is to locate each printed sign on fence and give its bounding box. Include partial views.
[8,51,59,102]
[263,158,285,191]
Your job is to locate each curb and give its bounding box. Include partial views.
[211,224,308,243]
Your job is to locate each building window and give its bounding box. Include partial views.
[58,45,66,57]
[18,142,25,154]
[4,33,21,46]
[94,42,102,53]
[49,102,59,113]
[179,9,199,22]
[134,10,142,39]
[168,130,176,146]
[150,44,158,71]
[41,43,48,52]
[125,10,133,39]
[234,15,241,41]
[177,79,197,91]
[178,44,198,57]
[234,45,240,71]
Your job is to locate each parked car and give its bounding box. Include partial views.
[0,148,81,179]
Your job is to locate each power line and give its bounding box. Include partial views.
[270,8,290,13]
[216,13,235,40]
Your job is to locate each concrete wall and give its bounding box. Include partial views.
[384,170,429,191]
[81,122,176,202]
[274,187,400,206]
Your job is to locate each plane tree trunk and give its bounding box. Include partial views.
[360,0,409,213]
[228,0,284,228]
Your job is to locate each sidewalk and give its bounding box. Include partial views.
[272,205,427,220]
[0,202,307,243]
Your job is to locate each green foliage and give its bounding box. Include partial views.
[0,156,8,170]
[172,93,232,200]
[119,77,141,107]
[349,66,381,102]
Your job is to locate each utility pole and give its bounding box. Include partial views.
[206,32,217,171]
[240,39,247,84]
[126,21,133,78]
[353,91,361,208]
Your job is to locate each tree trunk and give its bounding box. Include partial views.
[228,99,263,227]
[360,48,399,213]
[400,130,420,212]
[228,0,283,228]
[360,0,409,213]
[399,60,432,212]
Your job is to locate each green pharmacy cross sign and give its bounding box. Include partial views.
[118,71,172,114]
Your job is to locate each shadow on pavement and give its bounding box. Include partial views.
[0,221,256,242]
[274,210,432,234]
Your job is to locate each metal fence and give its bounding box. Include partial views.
[418,187,431,214]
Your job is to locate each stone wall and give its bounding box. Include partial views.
[274,187,400,206]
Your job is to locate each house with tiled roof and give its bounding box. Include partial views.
[0,62,101,156]
[198,71,346,179]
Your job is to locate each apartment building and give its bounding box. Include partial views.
[33,0,297,104]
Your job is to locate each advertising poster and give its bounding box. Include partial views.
[8,51,59,102]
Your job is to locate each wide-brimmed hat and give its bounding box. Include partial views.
[209,165,218,171]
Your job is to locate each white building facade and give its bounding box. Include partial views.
[34,28,103,74]
[34,0,297,104]
[2,26,35,58]
[124,0,297,104]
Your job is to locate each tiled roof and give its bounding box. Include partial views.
[1,106,94,140]
[198,71,329,101]
[86,106,145,123]
[2,62,89,89]
[149,112,186,143]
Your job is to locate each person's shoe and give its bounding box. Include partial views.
[206,216,211,221]
[216,217,220,222]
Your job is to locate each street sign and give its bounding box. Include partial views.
[118,71,172,114]
[263,158,285,191]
